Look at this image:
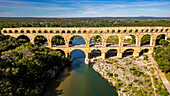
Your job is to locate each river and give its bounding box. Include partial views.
[43,36,118,96]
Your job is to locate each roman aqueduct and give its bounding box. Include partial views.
[1,27,170,64]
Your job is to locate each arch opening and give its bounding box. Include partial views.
[123,49,134,57]
[89,35,102,47]
[106,35,119,47]
[90,49,101,59]
[34,35,48,46]
[69,35,86,47]
[51,35,65,47]
[156,34,165,45]
[70,49,85,59]
[123,35,136,46]
[106,49,117,58]
[17,35,30,44]
[141,34,151,46]
[139,49,149,56]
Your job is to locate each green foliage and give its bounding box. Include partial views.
[153,45,170,73]
[107,72,113,77]
[52,36,65,46]
[141,35,150,45]
[143,54,148,61]
[159,39,169,47]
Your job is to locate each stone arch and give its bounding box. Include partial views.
[21,30,24,33]
[67,30,71,33]
[156,34,166,45]
[3,30,7,33]
[70,49,85,59]
[123,49,134,57]
[32,30,36,33]
[141,34,151,46]
[106,49,117,58]
[34,35,48,46]
[90,49,102,59]
[62,30,65,33]
[139,48,149,56]
[26,30,30,33]
[17,35,30,43]
[14,30,18,33]
[89,35,102,47]
[69,35,86,46]
[44,30,48,33]
[9,30,13,33]
[106,35,119,47]
[51,35,65,47]
[72,30,76,33]
[123,35,136,46]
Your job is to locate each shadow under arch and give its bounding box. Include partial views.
[106,49,117,58]
[123,49,134,57]
[90,49,101,59]
[69,35,86,47]
[17,35,30,43]
[51,35,65,47]
[34,35,48,46]
[139,48,149,56]
[106,35,119,47]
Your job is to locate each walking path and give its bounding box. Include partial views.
[147,54,170,94]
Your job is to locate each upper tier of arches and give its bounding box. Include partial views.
[2,27,170,34]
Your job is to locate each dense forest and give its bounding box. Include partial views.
[0,17,170,95]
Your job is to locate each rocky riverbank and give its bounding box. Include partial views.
[92,54,169,96]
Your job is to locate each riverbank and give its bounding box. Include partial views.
[92,54,169,96]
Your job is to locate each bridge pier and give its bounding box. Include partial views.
[102,53,106,59]
[85,53,90,64]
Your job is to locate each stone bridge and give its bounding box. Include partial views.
[1,27,170,64]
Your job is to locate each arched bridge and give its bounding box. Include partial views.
[2,27,170,64]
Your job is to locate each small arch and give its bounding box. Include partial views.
[78,30,81,33]
[90,49,101,59]
[123,49,134,57]
[50,30,53,33]
[151,29,154,32]
[141,34,151,46]
[67,30,71,33]
[15,30,18,33]
[155,29,159,32]
[3,30,7,33]
[107,30,109,33]
[21,30,24,33]
[112,30,115,33]
[89,35,102,47]
[26,30,30,33]
[123,30,126,33]
[145,29,149,32]
[141,29,144,32]
[38,30,42,33]
[9,30,13,33]
[34,35,48,46]
[44,30,48,33]
[69,35,86,46]
[160,29,163,32]
[56,30,60,33]
[139,49,149,56]
[135,29,138,33]
[106,35,119,47]
[100,30,103,33]
[33,30,36,33]
[165,29,169,32]
[17,35,30,43]
[156,34,165,45]
[83,30,87,33]
[89,30,92,33]
[72,30,76,33]
[124,35,136,46]
[94,30,98,33]
[106,49,117,58]
[129,30,132,33]
[51,35,65,47]
[118,30,121,33]
[62,30,65,33]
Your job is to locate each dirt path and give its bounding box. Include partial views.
[147,54,170,94]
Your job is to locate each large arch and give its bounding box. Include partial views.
[122,49,134,57]
[70,49,85,59]
[106,49,117,58]
[34,35,48,46]
[69,35,86,47]
[106,35,119,47]
[123,35,136,46]
[17,35,30,43]
[89,35,102,47]
[156,34,166,45]
[51,35,65,47]
[90,49,102,59]
[141,34,151,46]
